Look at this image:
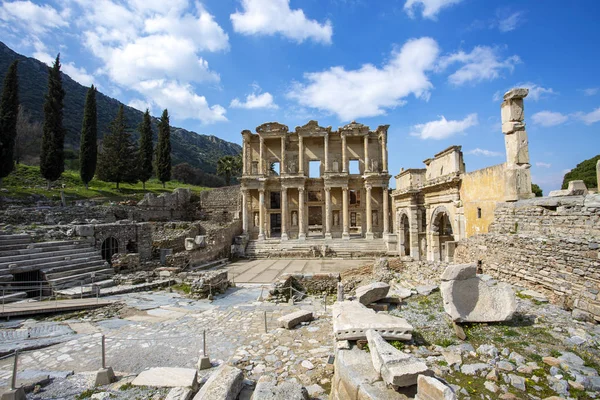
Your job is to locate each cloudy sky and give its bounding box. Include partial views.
[1,0,599,193]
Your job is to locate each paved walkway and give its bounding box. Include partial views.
[0,298,115,318]
[225,259,369,283]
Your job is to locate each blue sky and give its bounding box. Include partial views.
[1,0,599,193]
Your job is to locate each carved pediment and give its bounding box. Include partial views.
[339,120,370,135]
[295,120,332,135]
[256,122,289,135]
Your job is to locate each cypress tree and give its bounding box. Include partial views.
[79,85,97,189]
[96,105,138,189]
[40,54,66,189]
[137,109,153,190]
[0,60,19,187]
[156,109,171,188]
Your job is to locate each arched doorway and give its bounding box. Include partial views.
[101,237,119,264]
[431,207,454,261]
[398,212,411,256]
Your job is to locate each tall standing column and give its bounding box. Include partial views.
[280,136,286,175]
[298,136,304,175]
[259,136,265,175]
[381,133,388,172]
[258,189,265,240]
[382,188,389,234]
[365,185,373,240]
[324,187,332,239]
[342,187,349,239]
[363,135,370,173]
[298,187,306,240]
[341,134,347,173]
[242,137,247,175]
[242,190,248,234]
[409,206,420,260]
[281,187,288,240]
[324,133,329,173]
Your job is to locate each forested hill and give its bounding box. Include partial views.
[562,154,600,190]
[0,42,240,178]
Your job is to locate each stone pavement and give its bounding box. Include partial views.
[0,287,334,398]
[225,259,368,283]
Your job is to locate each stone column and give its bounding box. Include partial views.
[281,187,288,240]
[259,136,265,175]
[363,135,370,173]
[280,136,286,175]
[258,189,265,240]
[342,187,349,239]
[382,188,389,234]
[324,133,329,173]
[341,134,347,173]
[597,159,600,190]
[381,133,388,172]
[365,185,373,239]
[242,137,247,175]
[298,187,306,240]
[409,206,420,260]
[242,190,248,234]
[298,136,304,175]
[502,88,534,201]
[324,187,332,239]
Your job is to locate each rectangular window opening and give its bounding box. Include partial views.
[270,161,280,176]
[477,207,482,219]
[270,191,281,209]
[349,189,360,205]
[309,160,321,178]
[349,160,360,175]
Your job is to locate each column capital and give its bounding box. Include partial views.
[365,184,372,191]
[324,187,331,193]
[298,186,305,192]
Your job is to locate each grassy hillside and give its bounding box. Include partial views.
[1,164,208,202]
[562,154,599,189]
[0,42,241,180]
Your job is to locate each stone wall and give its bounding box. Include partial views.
[199,186,241,222]
[454,194,600,322]
[188,220,242,266]
[91,221,153,261]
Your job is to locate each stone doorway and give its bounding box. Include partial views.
[400,213,410,256]
[101,237,119,264]
[431,208,454,261]
[308,206,323,236]
[270,213,281,237]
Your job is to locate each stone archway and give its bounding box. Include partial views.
[101,237,119,264]
[397,211,411,256]
[430,206,454,262]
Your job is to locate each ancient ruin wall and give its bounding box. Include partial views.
[455,194,600,322]
[199,185,241,220]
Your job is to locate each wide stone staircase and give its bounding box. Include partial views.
[245,237,389,259]
[0,231,114,301]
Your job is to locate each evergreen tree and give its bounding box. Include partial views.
[40,54,66,189]
[79,85,97,189]
[137,109,153,190]
[156,109,171,188]
[0,60,19,187]
[96,105,138,189]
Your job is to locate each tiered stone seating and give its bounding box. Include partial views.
[245,237,389,259]
[0,232,114,296]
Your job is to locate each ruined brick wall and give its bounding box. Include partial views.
[455,194,600,322]
[188,220,242,266]
[199,186,241,221]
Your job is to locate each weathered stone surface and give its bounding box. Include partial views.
[440,264,477,281]
[549,180,588,197]
[355,282,390,305]
[193,364,243,400]
[504,88,529,101]
[93,367,115,386]
[184,238,197,251]
[519,289,548,303]
[278,310,313,329]
[132,367,198,390]
[440,278,516,322]
[165,387,193,400]
[332,301,412,341]
[366,329,429,387]
[414,375,456,400]
[251,376,308,400]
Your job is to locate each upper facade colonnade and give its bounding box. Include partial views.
[240,120,390,178]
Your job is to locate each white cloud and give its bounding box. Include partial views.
[71,0,228,124]
[288,37,439,121]
[531,111,568,127]
[62,62,95,86]
[403,0,462,19]
[438,46,520,86]
[128,98,153,113]
[582,88,599,96]
[467,148,502,157]
[0,1,68,34]
[230,88,278,110]
[231,0,332,44]
[498,11,524,32]
[410,113,478,140]
[535,162,552,168]
[573,107,600,125]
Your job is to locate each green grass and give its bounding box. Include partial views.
[172,283,192,295]
[1,164,208,202]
